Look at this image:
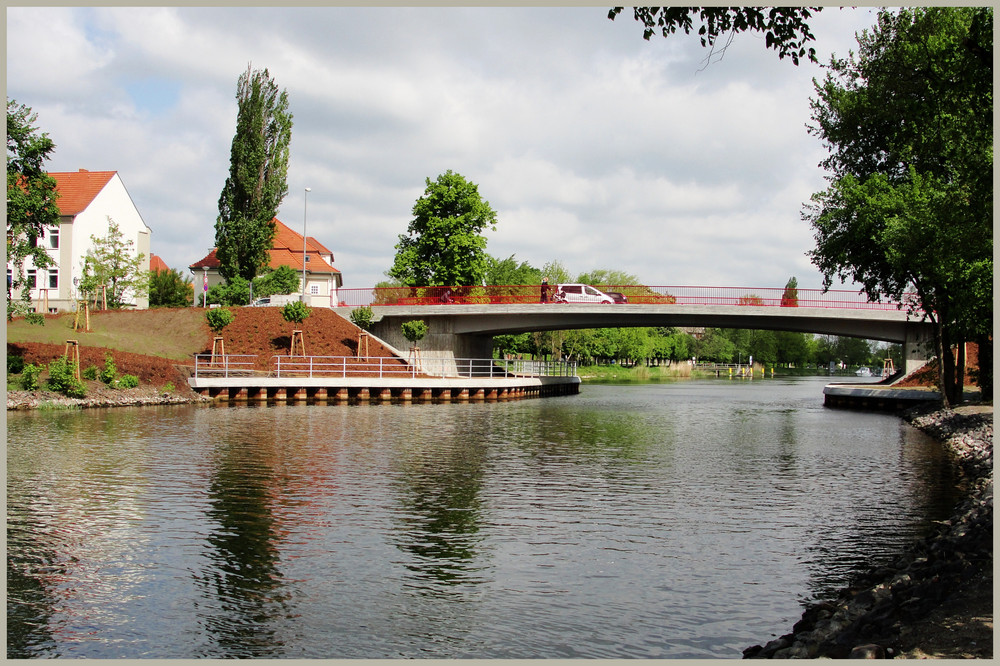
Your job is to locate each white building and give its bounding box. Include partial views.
[7,169,152,312]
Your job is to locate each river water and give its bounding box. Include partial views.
[6,376,957,659]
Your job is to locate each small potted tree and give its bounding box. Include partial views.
[349,305,375,357]
[205,307,234,365]
[401,319,428,368]
[282,301,312,356]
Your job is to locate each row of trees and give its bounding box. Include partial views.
[497,323,896,371]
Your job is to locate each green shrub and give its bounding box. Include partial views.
[7,354,25,375]
[401,319,428,344]
[7,354,24,375]
[18,363,42,391]
[115,374,139,389]
[281,300,312,326]
[99,353,118,385]
[46,356,86,398]
[205,307,235,335]
[349,305,374,331]
[82,365,99,381]
[163,382,175,393]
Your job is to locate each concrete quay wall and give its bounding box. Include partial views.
[189,375,580,404]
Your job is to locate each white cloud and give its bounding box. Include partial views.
[8,6,879,292]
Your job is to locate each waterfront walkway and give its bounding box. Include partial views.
[187,354,581,403]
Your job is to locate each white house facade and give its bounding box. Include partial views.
[7,169,152,312]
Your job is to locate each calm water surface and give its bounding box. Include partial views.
[7,377,957,658]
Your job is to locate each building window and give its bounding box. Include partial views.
[49,228,59,249]
[310,284,320,295]
[27,269,36,289]
[48,270,58,289]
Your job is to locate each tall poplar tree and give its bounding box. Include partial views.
[215,65,293,284]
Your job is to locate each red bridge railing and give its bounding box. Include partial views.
[337,285,915,311]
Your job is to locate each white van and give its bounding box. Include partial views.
[553,283,615,304]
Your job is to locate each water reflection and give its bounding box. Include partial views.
[389,411,490,594]
[193,411,292,658]
[6,381,963,659]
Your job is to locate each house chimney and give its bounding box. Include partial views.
[78,168,89,172]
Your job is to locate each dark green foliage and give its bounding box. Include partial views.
[99,352,117,385]
[401,320,428,344]
[7,354,25,375]
[46,356,86,398]
[389,170,498,287]
[281,301,311,326]
[205,307,235,335]
[805,7,993,404]
[7,99,59,321]
[349,305,374,331]
[82,365,98,381]
[206,276,250,306]
[18,363,41,391]
[780,277,799,307]
[150,267,194,308]
[485,255,541,286]
[254,265,300,297]
[215,65,293,283]
[115,374,139,389]
[609,6,824,65]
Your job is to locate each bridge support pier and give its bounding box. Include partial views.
[903,324,935,376]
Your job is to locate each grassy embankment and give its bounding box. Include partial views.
[6,308,211,361]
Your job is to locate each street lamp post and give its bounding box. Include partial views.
[301,187,311,303]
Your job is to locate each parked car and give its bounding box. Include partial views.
[252,294,301,307]
[604,291,629,304]
[553,283,615,304]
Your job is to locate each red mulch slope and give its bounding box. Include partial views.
[217,306,402,370]
[7,342,193,388]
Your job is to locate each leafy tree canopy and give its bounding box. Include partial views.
[485,254,541,286]
[7,99,60,321]
[150,267,194,308]
[608,6,824,65]
[254,264,300,297]
[804,6,992,403]
[389,170,498,287]
[215,65,293,283]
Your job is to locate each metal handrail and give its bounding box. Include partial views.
[271,355,577,379]
[336,284,919,311]
[193,354,258,378]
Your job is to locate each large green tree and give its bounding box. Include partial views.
[7,99,60,322]
[215,65,293,284]
[389,170,497,286]
[608,6,824,65]
[804,7,992,405]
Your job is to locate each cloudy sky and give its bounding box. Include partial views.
[7,5,882,292]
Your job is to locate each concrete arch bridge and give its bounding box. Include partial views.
[337,285,934,376]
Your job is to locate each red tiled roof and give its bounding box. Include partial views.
[149,254,169,272]
[49,170,117,216]
[188,218,340,275]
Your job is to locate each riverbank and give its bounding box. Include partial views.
[744,403,993,659]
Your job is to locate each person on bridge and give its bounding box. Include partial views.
[541,277,549,303]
